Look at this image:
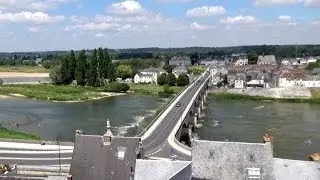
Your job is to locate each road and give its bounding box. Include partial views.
[142,71,211,161]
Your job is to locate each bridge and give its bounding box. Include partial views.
[0,65,215,166]
[140,65,214,160]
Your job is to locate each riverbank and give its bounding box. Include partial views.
[0,127,40,140]
[0,66,50,73]
[210,90,320,103]
[129,84,183,95]
[0,84,125,102]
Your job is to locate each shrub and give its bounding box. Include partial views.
[105,81,130,92]
[163,85,174,94]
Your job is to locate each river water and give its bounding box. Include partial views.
[1,95,319,160]
[0,95,167,141]
[196,98,320,160]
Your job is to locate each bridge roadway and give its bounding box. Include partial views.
[142,72,210,161]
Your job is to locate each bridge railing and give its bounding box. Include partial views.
[137,75,200,138]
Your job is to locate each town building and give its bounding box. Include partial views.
[169,56,191,66]
[257,55,277,65]
[234,73,246,89]
[69,128,141,180]
[172,66,188,78]
[134,68,166,84]
[278,70,307,87]
[234,57,248,66]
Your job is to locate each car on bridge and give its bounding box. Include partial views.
[176,102,181,107]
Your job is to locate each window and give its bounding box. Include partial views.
[247,168,261,179]
[117,147,126,160]
[209,150,214,159]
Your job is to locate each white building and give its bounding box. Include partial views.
[235,79,244,89]
[234,58,248,66]
[277,70,320,88]
[308,57,317,64]
[134,68,166,84]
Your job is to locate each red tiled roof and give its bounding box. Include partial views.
[279,70,306,79]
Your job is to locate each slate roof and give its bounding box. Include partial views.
[257,55,276,64]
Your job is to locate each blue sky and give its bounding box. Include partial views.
[0,0,319,52]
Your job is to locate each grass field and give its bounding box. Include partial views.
[0,84,104,101]
[0,127,40,140]
[0,66,50,73]
[129,84,184,95]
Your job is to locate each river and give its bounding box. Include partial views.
[196,98,320,160]
[0,95,167,141]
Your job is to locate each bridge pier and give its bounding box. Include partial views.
[193,113,198,127]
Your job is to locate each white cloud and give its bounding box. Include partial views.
[0,11,65,24]
[304,0,320,7]
[220,15,257,24]
[253,0,300,6]
[311,20,320,25]
[28,26,47,32]
[158,0,193,2]
[186,6,226,17]
[95,33,106,38]
[253,0,320,7]
[278,15,292,21]
[107,0,144,15]
[0,0,71,11]
[65,22,120,31]
[190,22,214,30]
[70,16,89,24]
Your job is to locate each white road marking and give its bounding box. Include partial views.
[0,157,72,160]
[0,150,73,154]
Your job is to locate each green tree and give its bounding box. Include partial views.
[97,48,105,77]
[177,73,189,86]
[102,49,111,79]
[157,73,167,85]
[60,56,72,84]
[116,64,133,79]
[70,50,77,80]
[76,50,87,86]
[167,73,176,86]
[248,51,258,65]
[0,78,3,86]
[108,62,116,82]
[163,64,173,73]
[87,49,98,86]
[49,66,63,85]
[42,61,51,69]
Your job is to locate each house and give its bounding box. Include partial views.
[308,57,318,64]
[169,56,191,66]
[257,55,277,65]
[281,58,292,65]
[134,68,166,84]
[278,70,307,87]
[234,73,246,89]
[292,58,308,65]
[234,58,248,66]
[172,66,188,78]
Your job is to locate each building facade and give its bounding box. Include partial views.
[134,68,166,84]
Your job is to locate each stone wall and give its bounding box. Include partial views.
[192,140,275,180]
[227,87,311,99]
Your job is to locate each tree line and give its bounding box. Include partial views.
[50,48,116,87]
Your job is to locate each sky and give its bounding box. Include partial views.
[0,0,320,52]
